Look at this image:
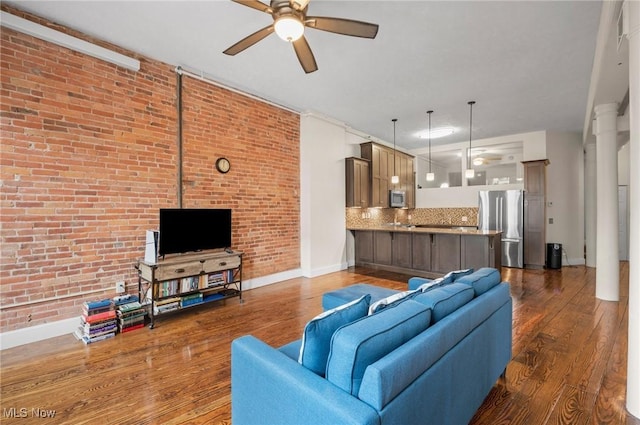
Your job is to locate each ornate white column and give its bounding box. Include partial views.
[626,0,640,418]
[584,142,597,267]
[594,103,619,301]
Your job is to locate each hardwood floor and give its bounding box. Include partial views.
[1,264,638,424]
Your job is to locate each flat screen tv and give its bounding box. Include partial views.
[158,208,232,256]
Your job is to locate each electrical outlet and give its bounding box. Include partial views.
[115,281,126,294]
[461,216,468,222]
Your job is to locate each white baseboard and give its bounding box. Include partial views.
[0,317,79,350]
[241,268,303,291]
[565,257,586,266]
[301,262,349,278]
[0,266,354,350]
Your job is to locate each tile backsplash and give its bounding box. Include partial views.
[346,207,479,228]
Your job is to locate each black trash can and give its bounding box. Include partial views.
[546,243,562,269]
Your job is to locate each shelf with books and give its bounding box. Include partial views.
[136,250,243,328]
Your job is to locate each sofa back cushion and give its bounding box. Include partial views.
[407,268,473,291]
[455,267,501,296]
[298,294,371,376]
[325,300,431,396]
[412,282,474,324]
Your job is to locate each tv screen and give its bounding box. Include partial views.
[158,208,232,256]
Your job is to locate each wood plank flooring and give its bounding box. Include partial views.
[1,264,638,424]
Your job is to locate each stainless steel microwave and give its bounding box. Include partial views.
[389,190,406,208]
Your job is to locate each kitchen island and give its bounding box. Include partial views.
[349,225,502,278]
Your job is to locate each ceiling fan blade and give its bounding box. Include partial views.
[292,36,318,73]
[223,25,274,56]
[305,16,379,39]
[231,0,272,14]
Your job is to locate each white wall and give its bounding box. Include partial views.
[545,131,585,265]
[300,113,349,277]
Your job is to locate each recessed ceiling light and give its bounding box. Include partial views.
[418,127,455,139]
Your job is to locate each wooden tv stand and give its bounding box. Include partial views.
[136,250,243,328]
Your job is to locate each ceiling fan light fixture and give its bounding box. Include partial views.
[274,16,304,42]
[473,157,484,166]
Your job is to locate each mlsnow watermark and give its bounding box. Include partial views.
[2,407,56,419]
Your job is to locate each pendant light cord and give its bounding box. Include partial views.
[392,118,397,176]
[427,110,433,174]
[468,101,475,168]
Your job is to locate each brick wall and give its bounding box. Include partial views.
[0,7,300,332]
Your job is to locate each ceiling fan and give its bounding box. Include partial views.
[223,0,379,73]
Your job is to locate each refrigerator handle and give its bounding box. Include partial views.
[495,197,499,231]
[500,197,504,232]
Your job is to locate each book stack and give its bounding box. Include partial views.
[116,301,146,333]
[154,297,180,315]
[75,299,117,344]
[180,293,203,308]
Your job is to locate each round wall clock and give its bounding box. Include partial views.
[215,157,231,174]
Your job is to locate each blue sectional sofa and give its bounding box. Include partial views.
[231,268,512,425]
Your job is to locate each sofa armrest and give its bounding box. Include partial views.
[231,335,380,425]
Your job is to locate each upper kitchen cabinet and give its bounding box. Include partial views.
[361,142,415,208]
[346,157,370,208]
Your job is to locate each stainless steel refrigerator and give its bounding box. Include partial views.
[478,190,524,268]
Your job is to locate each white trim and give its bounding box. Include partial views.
[0,317,79,350]
[0,11,140,71]
[235,268,303,291]
[0,268,307,349]
[302,262,349,278]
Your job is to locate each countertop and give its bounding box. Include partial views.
[347,225,501,236]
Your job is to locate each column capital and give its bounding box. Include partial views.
[594,102,619,116]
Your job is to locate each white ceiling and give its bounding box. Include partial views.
[5,0,603,151]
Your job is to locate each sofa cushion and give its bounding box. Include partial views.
[455,267,501,296]
[368,289,419,315]
[407,269,473,290]
[322,283,398,311]
[298,294,371,376]
[412,282,475,323]
[325,299,431,396]
[443,268,474,282]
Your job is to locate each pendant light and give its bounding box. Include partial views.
[465,101,476,179]
[426,110,435,182]
[391,118,399,185]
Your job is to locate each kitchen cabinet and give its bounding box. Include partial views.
[351,228,500,278]
[360,142,414,208]
[431,234,461,273]
[461,234,501,270]
[345,157,370,208]
[522,160,548,268]
[411,233,432,271]
[392,232,412,268]
[354,230,374,263]
[373,231,393,265]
